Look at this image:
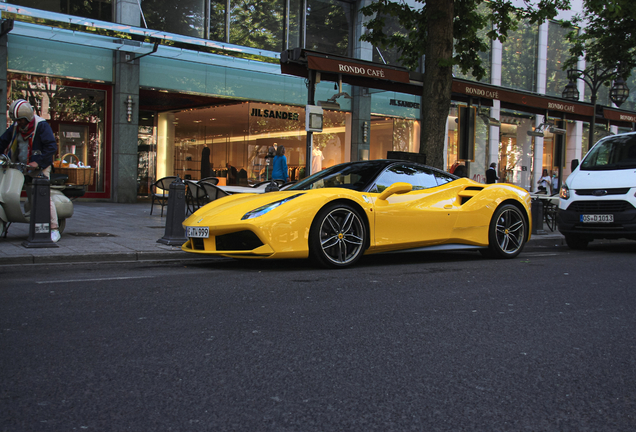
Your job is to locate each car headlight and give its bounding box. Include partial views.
[241,193,304,220]
[560,184,570,200]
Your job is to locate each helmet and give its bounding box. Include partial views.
[9,99,34,122]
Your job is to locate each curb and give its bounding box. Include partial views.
[0,250,219,266]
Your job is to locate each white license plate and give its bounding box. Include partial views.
[581,214,614,223]
[186,226,209,238]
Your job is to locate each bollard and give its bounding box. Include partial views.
[157,176,188,246]
[531,198,546,235]
[22,176,58,248]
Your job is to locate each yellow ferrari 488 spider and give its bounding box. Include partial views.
[182,160,532,268]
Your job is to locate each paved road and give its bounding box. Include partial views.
[1,241,635,431]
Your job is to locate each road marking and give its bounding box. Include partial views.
[37,270,218,284]
[522,252,559,257]
[37,275,156,284]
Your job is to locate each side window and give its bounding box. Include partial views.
[371,164,438,192]
[434,171,456,186]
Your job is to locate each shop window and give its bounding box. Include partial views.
[8,0,112,22]
[369,116,420,161]
[138,111,157,196]
[8,74,110,197]
[171,102,348,185]
[498,112,534,190]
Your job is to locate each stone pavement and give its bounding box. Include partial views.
[0,201,565,266]
[0,201,205,266]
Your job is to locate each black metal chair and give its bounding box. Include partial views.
[199,181,230,204]
[150,176,176,217]
[185,180,208,215]
[199,177,220,185]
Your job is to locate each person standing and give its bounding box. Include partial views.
[272,145,289,183]
[0,99,61,242]
[486,162,499,184]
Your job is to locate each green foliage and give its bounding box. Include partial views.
[565,0,636,78]
[360,0,569,80]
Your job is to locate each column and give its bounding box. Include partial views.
[112,0,141,202]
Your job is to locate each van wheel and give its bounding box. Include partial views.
[565,234,589,250]
[58,219,66,234]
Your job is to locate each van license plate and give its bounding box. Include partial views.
[581,214,614,223]
[187,227,209,238]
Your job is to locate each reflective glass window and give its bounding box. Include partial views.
[501,18,539,92]
[545,21,573,98]
[7,0,112,21]
[452,2,491,83]
[306,0,351,56]
[229,0,284,51]
[209,0,227,42]
[141,0,206,39]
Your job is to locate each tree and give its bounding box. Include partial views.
[564,0,636,80]
[360,0,570,169]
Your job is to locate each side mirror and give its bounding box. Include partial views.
[377,182,413,201]
[571,159,579,171]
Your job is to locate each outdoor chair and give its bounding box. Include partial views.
[185,180,208,215]
[150,176,176,217]
[199,177,220,185]
[199,181,230,204]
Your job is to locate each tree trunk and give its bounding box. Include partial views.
[420,0,454,170]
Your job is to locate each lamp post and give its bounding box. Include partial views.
[562,66,630,147]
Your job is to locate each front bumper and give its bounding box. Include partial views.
[557,200,636,240]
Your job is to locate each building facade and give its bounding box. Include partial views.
[1,0,635,201]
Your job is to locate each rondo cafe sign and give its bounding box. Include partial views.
[307,56,410,84]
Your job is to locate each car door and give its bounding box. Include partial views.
[370,163,460,250]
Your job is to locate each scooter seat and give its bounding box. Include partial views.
[50,173,68,186]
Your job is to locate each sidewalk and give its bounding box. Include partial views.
[0,201,565,265]
[0,201,206,265]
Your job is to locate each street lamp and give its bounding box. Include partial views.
[562,66,630,147]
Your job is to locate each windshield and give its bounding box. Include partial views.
[581,134,636,170]
[287,161,388,191]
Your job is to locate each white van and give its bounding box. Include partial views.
[557,131,636,249]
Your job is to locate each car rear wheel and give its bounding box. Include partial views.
[565,234,589,250]
[482,204,527,259]
[58,218,66,234]
[309,203,366,268]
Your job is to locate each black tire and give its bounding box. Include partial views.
[58,218,66,234]
[565,234,589,250]
[309,203,366,268]
[482,204,527,259]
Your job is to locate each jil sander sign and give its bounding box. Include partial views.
[390,99,420,109]
[307,56,410,84]
[250,108,300,121]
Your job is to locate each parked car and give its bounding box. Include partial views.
[182,159,532,268]
[558,132,636,249]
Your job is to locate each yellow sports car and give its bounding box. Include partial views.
[182,160,532,268]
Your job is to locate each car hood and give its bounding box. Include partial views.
[567,169,636,189]
[183,190,307,225]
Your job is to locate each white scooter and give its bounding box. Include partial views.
[0,153,74,237]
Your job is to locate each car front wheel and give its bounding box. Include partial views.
[309,203,366,268]
[482,204,527,259]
